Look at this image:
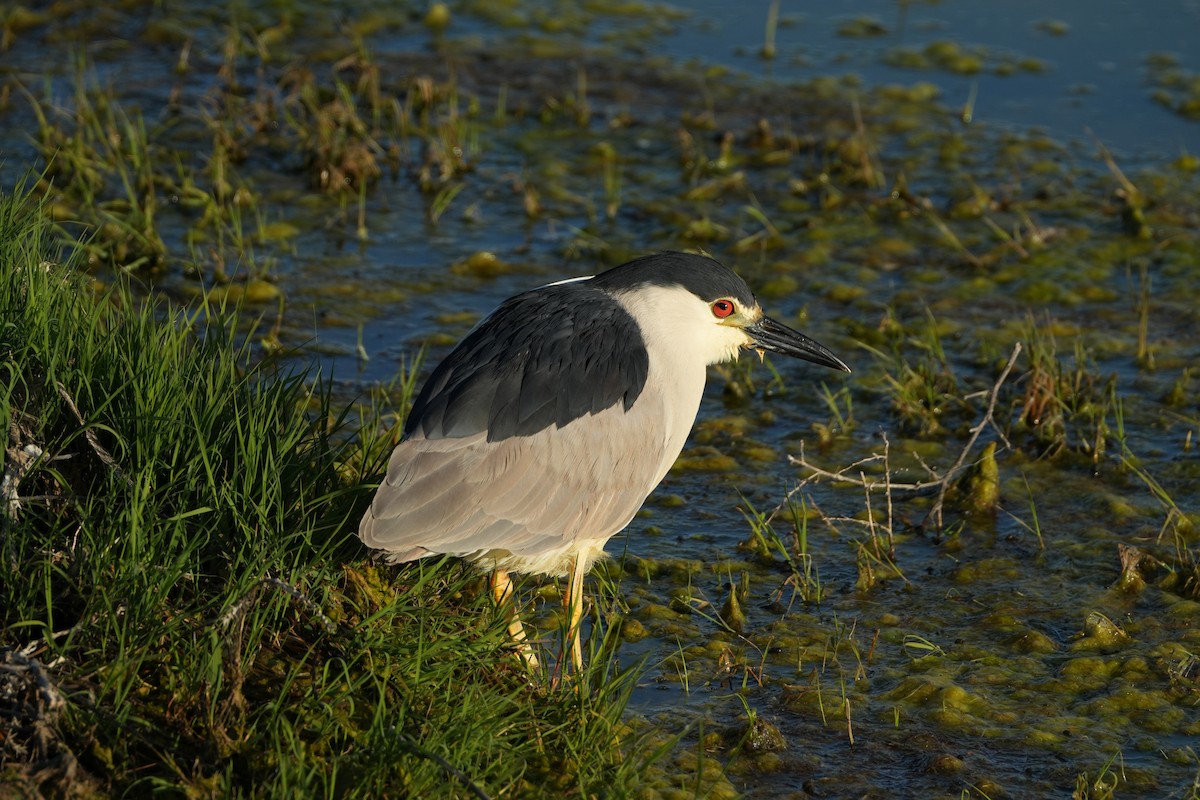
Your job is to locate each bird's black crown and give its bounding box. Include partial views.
[590,252,756,306]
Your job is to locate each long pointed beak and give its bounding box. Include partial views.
[744,316,851,372]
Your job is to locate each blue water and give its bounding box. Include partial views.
[644,0,1199,159]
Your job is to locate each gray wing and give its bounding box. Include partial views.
[359,395,672,576]
[405,282,649,442]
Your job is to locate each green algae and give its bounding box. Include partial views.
[1146,54,1200,119]
[883,40,1047,77]
[959,441,1000,515]
[205,278,283,303]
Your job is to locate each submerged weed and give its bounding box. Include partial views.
[875,312,965,437]
[1015,317,1116,461]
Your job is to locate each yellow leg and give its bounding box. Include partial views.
[563,556,587,673]
[491,569,539,671]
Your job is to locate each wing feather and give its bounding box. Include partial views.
[359,391,673,576]
[404,282,649,442]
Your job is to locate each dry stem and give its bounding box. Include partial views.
[787,343,1023,530]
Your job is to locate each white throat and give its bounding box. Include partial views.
[608,284,751,485]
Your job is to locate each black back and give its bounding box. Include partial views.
[405,282,649,442]
[405,252,750,443]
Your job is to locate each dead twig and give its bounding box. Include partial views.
[2,649,67,715]
[219,574,338,634]
[55,381,133,489]
[923,343,1021,527]
[787,343,1023,530]
[1,648,70,767]
[395,730,494,800]
[3,444,45,520]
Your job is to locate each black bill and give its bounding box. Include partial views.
[744,316,851,372]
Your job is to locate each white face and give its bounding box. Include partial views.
[613,284,761,367]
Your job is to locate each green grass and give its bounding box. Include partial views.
[0,185,655,798]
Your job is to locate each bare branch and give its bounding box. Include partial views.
[786,342,1024,531]
[924,342,1022,528]
[219,574,337,634]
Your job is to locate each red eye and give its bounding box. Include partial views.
[711,299,735,318]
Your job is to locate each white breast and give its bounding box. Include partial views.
[610,284,738,486]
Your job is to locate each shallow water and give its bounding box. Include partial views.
[1,1,1198,796]
[662,0,1200,159]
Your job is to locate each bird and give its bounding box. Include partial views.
[359,251,850,673]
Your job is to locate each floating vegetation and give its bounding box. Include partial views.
[836,16,888,39]
[1032,18,1071,37]
[883,40,1048,76]
[1146,52,1200,119]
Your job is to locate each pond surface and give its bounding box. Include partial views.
[659,0,1200,159]
[2,1,1199,796]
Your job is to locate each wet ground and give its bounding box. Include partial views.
[2,1,1199,796]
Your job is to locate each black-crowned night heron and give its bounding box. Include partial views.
[360,252,849,672]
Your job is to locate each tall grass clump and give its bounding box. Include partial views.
[0,185,652,798]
